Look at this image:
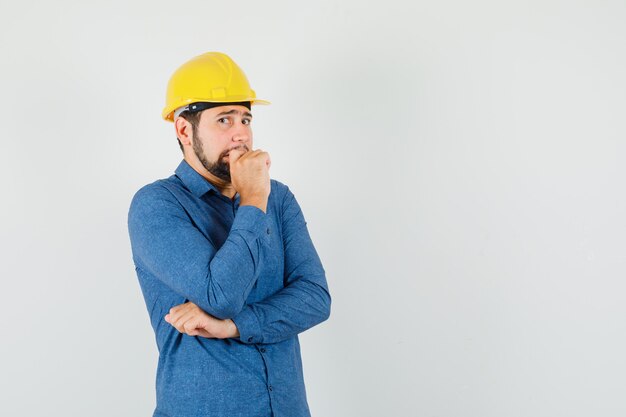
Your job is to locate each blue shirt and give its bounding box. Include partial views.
[127,159,331,417]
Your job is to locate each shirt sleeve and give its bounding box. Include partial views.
[231,185,332,344]
[127,184,269,320]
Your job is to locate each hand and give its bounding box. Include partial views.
[228,147,271,212]
[164,302,240,339]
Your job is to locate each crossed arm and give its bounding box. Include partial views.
[128,184,331,344]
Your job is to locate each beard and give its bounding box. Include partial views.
[192,132,249,182]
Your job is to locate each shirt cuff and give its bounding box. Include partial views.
[231,305,263,344]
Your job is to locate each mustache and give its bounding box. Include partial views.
[221,145,250,158]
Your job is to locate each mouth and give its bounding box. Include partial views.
[224,147,246,158]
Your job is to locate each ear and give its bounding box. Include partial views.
[174,117,193,147]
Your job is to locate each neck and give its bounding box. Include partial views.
[184,156,237,199]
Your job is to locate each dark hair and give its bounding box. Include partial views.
[176,110,202,153]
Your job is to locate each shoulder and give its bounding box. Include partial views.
[128,178,185,223]
[131,180,175,206]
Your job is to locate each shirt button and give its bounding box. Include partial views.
[260,348,266,353]
[268,385,273,391]
[248,337,254,342]
[266,228,271,235]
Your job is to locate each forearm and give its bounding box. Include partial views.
[231,274,331,344]
[229,184,332,344]
[129,187,272,320]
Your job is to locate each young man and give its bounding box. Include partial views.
[127,52,332,417]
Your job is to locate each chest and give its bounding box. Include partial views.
[189,194,285,303]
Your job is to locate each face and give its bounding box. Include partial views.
[189,105,253,182]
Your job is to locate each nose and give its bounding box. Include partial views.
[232,122,251,143]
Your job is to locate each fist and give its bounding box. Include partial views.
[228,148,271,206]
[164,302,238,339]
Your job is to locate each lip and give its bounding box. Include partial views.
[224,147,247,158]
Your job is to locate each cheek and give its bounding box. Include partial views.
[214,136,234,157]
[199,133,228,158]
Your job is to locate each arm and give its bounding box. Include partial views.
[127,184,269,319]
[231,186,332,344]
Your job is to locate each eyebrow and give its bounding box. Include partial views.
[215,109,253,118]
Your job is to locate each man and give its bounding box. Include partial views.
[127,52,332,417]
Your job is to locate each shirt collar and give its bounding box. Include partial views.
[174,159,219,198]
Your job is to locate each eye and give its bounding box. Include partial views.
[218,117,231,125]
[242,119,252,125]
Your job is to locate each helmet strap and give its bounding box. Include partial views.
[174,101,251,119]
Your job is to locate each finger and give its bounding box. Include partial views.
[264,152,271,169]
[184,316,214,337]
[168,304,184,319]
[178,306,211,334]
[172,309,201,331]
[167,310,190,332]
[227,147,249,165]
[237,149,262,163]
[183,316,202,334]
[196,329,215,338]
[168,302,194,321]
[249,150,270,169]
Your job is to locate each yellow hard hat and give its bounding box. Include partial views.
[162,52,270,122]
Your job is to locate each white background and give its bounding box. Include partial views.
[1,0,625,416]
